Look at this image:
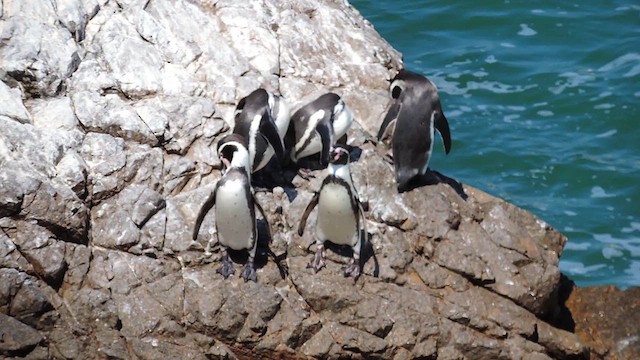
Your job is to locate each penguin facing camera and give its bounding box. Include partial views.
[297,145,367,279]
[192,134,270,282]
[377,69,452,192]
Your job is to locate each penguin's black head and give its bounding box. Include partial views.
[217,134,248,169]
[329,145,350,165]
[389,71,407,99]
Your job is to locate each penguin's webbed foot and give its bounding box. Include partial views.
[307,247,326,273]
[297,168,315,180]
[343,259,361,279]
[216,253,236,278]
[241,256,257,282]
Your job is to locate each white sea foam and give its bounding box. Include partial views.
[622,222,640,233]
[559,260,607,276]
[503,114,519,123]
[598,53,640,78]
[564,210,577,216]
[549,71,596,95]
[593,233,640,257]
[518,24,537,36]
[594,103,615,110]
[590,186,614,198]
[465,81,537,94]
[564,241,590,251]
[537,110,554,117]
[595,129,617,138]
[624,260,640,280]
[485,55,497,64]
[602,245,624,259]
[500,42,515,48]
[590,91,613,100]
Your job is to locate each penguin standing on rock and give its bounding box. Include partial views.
[377,69,452,192]
[297,145,367,278]
[288,93,353,168]
[192,134,269,282]
[233,88,289,173]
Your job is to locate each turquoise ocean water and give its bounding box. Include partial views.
[351,1,640,288]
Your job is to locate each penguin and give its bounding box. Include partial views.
[297,145,367,278]
[377,69,452,192]
[192,134,269,282]
[233,88,289,173]
[288,93,353,167]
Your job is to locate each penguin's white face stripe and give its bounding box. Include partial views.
[273,96,291,137]
[332,102,353,141]
[267,92,275,114]
[390,79,405,99]
[333,100,344,115]
[247,113,262,167]
[219,141,251,174]
[420,110,437,176]
[328,162,354,187]
[295,109,325,154]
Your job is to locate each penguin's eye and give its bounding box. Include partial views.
[391,86,402,99]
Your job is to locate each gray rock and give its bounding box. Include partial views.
[0,312,44,355]
[0,81,32,124]
[0,0,591,359]
[0,9,78,97]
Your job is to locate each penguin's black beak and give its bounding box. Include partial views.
[220,153,230,172]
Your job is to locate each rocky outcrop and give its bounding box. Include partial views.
[555,279,640,360]
[0,0,590,359]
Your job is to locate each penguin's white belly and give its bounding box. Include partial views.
[317,183,357,246]
[215,182,254,251]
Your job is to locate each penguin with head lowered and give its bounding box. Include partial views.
[192,134,269,282]
[297,145,367,278]
[377,69,452,192]
[233,88,289,173]
[287,93,353,169]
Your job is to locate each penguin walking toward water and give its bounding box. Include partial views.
[233,88,289,173]
[192,134,269,282]
[297,146,367,278]
[377,69,452,192]
[288,93,353,168]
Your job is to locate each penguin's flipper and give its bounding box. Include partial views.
[298,192,319,236]
[377,101,401,141]
[192,185,218,240]
[316,119,335,166]
[260,112,285,162]
[435,112,452,154]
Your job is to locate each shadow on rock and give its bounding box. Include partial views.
[360,230,379,278]
[400,168,468,200]
[549,274,577,332]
